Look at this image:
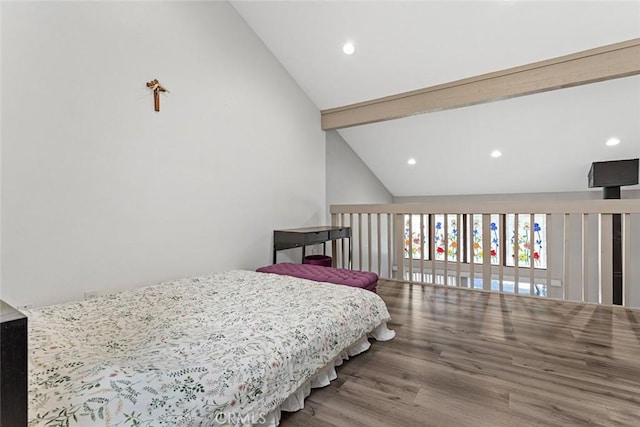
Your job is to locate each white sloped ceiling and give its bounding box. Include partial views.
[232,1,640,196]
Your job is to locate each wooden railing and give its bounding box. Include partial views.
[331,200,640,308]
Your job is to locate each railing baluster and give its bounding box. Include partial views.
[349,213,360,268]
[456,213,462,287]
[331,213,337,267]
[563,213,570,301]
[514,214,520,295]
[444,214,449,285]
[376,213,381,276]
[468,213,475,289]
[483,213,492,291]
[340,213,345,268]
[623,213,631,307]
[499,214,505,292]
[358,213,363,271]
[337,213,342,268]
[546,213,552,297]
[582,213,589,302]
[387,213,392,279]
[367,213,372,273]
[420,214,425,283]
[334,213,347,268]
[408,214,414,282]
[347,212,352,269]
[395,214,405,281]
[599,214,613,305]
[529,213,535,296]
[430,214,436,285]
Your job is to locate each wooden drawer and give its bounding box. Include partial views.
[274,230,329,248]
[329,227,351,239]
[302,231,329,244]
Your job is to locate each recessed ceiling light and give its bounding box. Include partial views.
[407,158,416,165]
[606,137,621,146]
[491,150,502,158]
[342,42,355,55]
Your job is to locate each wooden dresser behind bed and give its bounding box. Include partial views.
[1,300,27,426]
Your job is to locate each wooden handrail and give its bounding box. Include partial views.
[331,199,640,215]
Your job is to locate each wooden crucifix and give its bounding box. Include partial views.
[146,79,169,111]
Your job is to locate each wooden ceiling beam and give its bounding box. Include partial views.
[321,38,640,131]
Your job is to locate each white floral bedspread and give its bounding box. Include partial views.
[26,270,391,426]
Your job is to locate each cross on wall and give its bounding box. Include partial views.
[146,79,169,112]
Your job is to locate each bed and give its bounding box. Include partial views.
[26,270,394,426]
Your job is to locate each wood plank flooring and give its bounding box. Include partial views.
[280,280,640,426]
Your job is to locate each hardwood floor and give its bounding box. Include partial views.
[280,280,640,426]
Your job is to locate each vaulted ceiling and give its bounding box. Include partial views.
[232,1,640,196]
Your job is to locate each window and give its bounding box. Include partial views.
[404,213,547,269]
[434,215,459,261]
[505,214,547,268]
[469,214,501,265]
[404,214,428,260]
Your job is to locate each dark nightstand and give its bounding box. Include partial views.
[1,300,28,426]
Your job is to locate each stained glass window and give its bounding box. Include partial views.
[402,213,547,270]
[434,215,459,261]
[506,214,547,268]
[469,214,500,265]
[404,214,428,260]
[490,219,500,264]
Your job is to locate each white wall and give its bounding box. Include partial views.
[326,130,392,273]
[326,130,392,207]
[1,1,325,307]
